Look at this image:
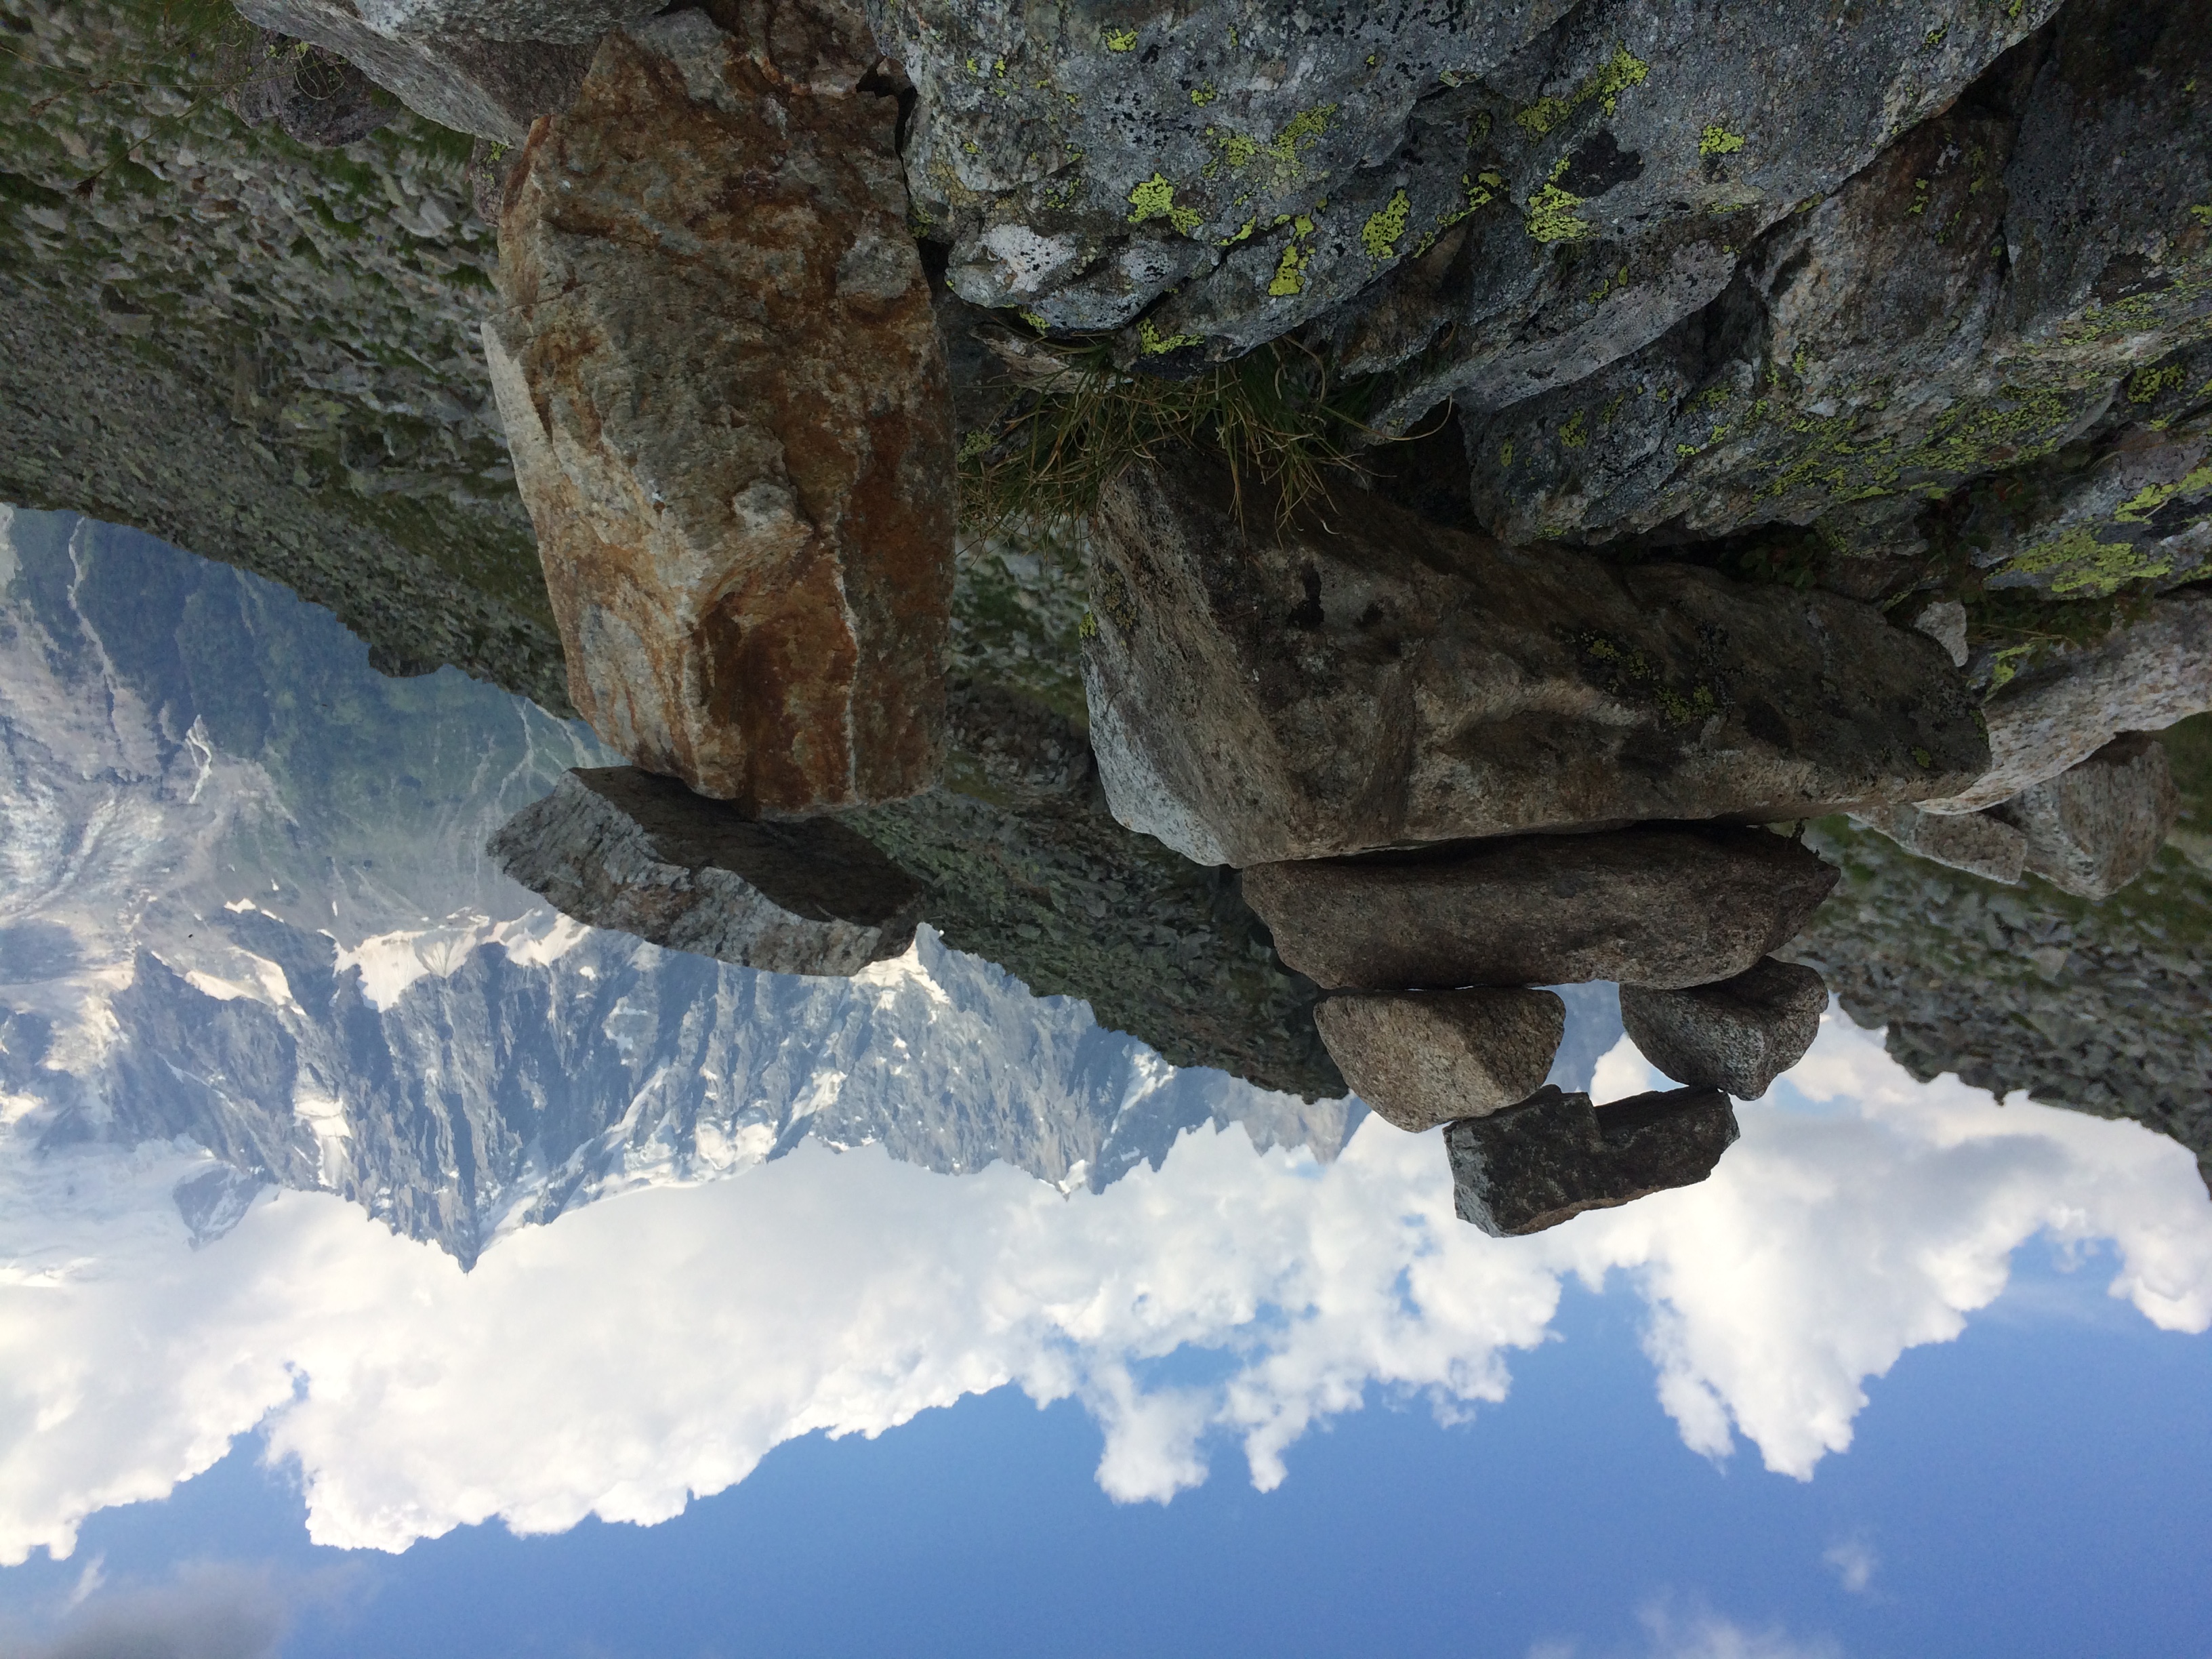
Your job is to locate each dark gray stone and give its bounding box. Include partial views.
[1313,988,1563,1133]
[489,767,924,975]
[1242,825,1839,993]
[1997,733,2182,899]
[1619,957,1827,1100]
[230,37,398,147]
[1083,456,1987,867]
[1446,1084,1740,1237]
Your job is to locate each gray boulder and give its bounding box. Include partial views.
[234,0,590,141]
[1446,1084,1740,1237]
[1919,594,2212,813]
[1082,457,1987,867]
[1997,733,2182,899]
[1849,802,2027,886]
[355,0,661,45]
[1619,958,1827,1100]
[1241,825,1839,993]
[1313,989,1563,1133]
[489,767,924,975]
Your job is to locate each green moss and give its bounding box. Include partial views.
[1361,188,1410,259]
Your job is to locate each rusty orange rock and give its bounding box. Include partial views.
[485,4,952,814]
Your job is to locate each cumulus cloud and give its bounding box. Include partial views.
[1637,1597,1845,1659]
[1,1015,2207,1561]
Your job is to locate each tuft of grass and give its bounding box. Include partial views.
[956,330,1378,535]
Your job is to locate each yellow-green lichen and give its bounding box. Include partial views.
[1559,409,1589,448]
[2004,525,2173,596]
[2116,462,2212,523]
[1268,216,1315,295]
[1515,45,1650,136]
[1138,319,1203,354]
[1105,26,1136,50]
[1698,123,1745,157]
[1361,188,1410,259]
[1128,173,1201,234]
[1190,83,1217,106]
[1526,158,1592,243]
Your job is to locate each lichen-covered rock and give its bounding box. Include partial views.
[1313,988,1563,1133]
[235,0,591,141]
[1445,1083,1739,1237]
[874,0,2053,390]
[487,9,955,813]
[1850,801,2028,886]
[1082,456,1986,866]
[490,767,924,974]
[1995,733,2181,899]
[1619,957,1826,1100]
[1242,825,1839,994]
[1455,0,2211,572]
[1919,594,2212,813]
[356,0,661,45]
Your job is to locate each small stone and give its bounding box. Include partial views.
[1849,800,2026,884]
[1313,989,1564,1132]
[1995,733,2182,899]
[1919,594,2212,813]
[486,9,954,813]
[488,768,924,975]
[1445,1085,1741,1237]
[1619,958,1828,1099]
[1082,456,1987,867]
[1242,825,1839,992]
[1912,600,1970,668]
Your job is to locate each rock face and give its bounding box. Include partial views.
[356,0,661,45]
[235,0,592,141]
[1851,802,2028,886]
[1619,958,1827,1101]
[1445,1084,1740,1237]
[1998,733,2182,899]
[229,37,398,148]
[1313,989,1563,1133]
[1919,596,2212,814]
[487,9,956,814]
[1082,457,1986,867]
[1242,826,1839,993]
[490,768,924,975]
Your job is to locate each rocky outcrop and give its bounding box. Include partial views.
[1312,989,1562,1133]
[487,9,955,813]
[1997,733,2181,899]
[1920,594,2212,813]
[235,0,592,141]
[489,768,924,975]
[1445,1084,1740,1237]
[1082,457,1988,867]
[1242,825,1838,993]
[1619,958,1827,1101]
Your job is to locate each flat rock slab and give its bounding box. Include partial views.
[1082,456,1987,867]
[1446,1084,1740,1237]
[1242,825,1839,991]
[1314,989,1563,1133]
[1920,594,2212,813]
[489,767,923,975]
[1997,733,2181,899]
[487,8,954,814]
[1620,957,1828,1100]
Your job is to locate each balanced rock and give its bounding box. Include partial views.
[1619,958,1827,1100]
[235,0,592,141]
[1850,801,2027,886]
[1313,989,1563,1133]
[1242,826,1839,992]
[1082,456,1986,867]
[1996,733,2182,899]
[488,767,924,975]
[1445,1085,1740,1237]
[486,7,954,814]
[1919,594,2212,813]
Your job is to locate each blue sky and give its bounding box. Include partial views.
[3,1232,2206,1659]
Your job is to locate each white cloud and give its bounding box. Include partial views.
[1,1561,324,1659]
[1638,1598,1844,1659]
[0,1014,2207,1562]
[1822,1536,1877,1595]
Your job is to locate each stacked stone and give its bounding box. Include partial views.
[1080,457,1994,1233]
